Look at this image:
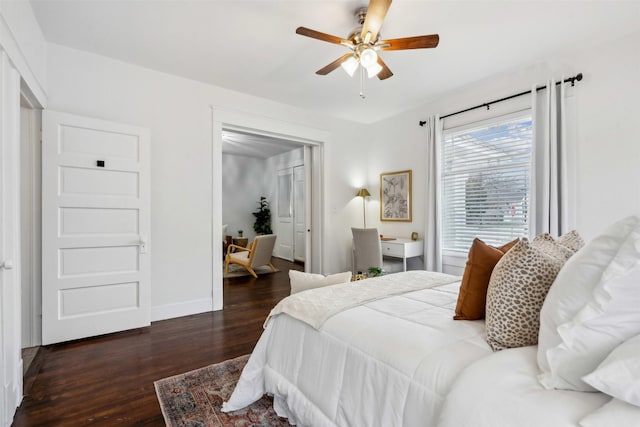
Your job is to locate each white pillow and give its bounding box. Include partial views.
[579,398,640,427]
[583,334,640,406]
[537,215,640,391]
[289,270,352,294]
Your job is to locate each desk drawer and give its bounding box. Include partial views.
[381,242,404,257]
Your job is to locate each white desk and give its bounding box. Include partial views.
[381,238,424,272]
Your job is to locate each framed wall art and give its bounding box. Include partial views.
[380,170,412,222]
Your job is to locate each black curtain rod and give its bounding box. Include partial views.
[418,73,583,126]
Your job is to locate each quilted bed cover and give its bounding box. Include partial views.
[222,271,493,426]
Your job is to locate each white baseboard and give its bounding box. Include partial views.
[151,298,214,322]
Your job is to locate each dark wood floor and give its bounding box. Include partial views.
[13,257,302,426]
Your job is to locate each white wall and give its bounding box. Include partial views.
[0,0,47,104]
[222,154,269,242]
[45,43,368,317]
[570,31,640,237]
[366,30,640,273]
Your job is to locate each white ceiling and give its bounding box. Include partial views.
[222,130,302,158]
[30,1,640,124]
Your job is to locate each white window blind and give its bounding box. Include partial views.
[442,112,532,253]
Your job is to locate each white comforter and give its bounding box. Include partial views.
[437,346,610,427]
[223,271,493,426]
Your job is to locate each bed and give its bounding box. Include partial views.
[221,270,612,426]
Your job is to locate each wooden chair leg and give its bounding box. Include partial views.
[267,263,277,272]
[247,266,258,279]
[225,256,230,273]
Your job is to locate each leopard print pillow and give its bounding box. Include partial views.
[485,237,567,351]
[557,230,585,253]
[532,233,574,261]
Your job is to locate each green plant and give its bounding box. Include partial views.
[368,267,383,277]
[253,196,273,235]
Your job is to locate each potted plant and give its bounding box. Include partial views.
[368,267,383,277]
[237,230,243,237]
[253,196,273,235]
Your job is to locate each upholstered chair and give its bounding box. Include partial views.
[225,234,277,278]
[351,227,383,274]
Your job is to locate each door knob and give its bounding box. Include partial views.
[0,260,14,270]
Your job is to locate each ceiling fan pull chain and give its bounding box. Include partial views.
[359,65,366,99]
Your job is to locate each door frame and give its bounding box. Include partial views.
[19,92,42,348]
[211,107,327,311]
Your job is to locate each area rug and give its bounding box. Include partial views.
[154,354,290,427]
[223,264,280,279]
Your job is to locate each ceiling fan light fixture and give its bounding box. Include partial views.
[296,0,440,89]
[366,62,383,78]
[341,55,359,77]
[359,47,378,68]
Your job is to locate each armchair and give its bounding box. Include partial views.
[225,234,277,278]
[351,227,383,274]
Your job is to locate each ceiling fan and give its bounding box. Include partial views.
[295,0,439,81]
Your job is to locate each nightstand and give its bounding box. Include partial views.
[380,238,424,271]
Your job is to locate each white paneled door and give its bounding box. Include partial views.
[276,168,294,261]
[293,165,305,262]
[42,111,150,345]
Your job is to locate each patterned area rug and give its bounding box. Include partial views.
[223,265,280,278]
[154,354,290,427]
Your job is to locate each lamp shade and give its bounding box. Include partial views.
[359,48,378,68]
[356,188,371,198]
[341,55,359,77]
[366,62,383,78]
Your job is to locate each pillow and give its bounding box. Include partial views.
[579,398,640,427]
[289,270,352,294]
[453,238,517,320]
[583,333,640,406]
[537,215,640,391]
[557,230,585,252]
[485,236,569,351]
[532,233,575,262]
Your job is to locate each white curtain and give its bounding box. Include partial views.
[423,115,442,272]
[532,80,571,236]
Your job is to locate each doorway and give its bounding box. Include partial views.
[19,97,42,351]
[220,130,305,262]
[212,108,327,311]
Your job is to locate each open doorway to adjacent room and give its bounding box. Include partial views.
[212,108,327,311]
[220,130,307,267]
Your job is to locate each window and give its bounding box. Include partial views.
[441,112,532,253]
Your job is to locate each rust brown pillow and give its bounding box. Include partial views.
[453,238,518,320]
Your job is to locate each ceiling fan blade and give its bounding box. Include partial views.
[296,27,349,45]
[316,53,353,75]
[360,0,392,42]
[376,56,393,80]
[379,34,440,51]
